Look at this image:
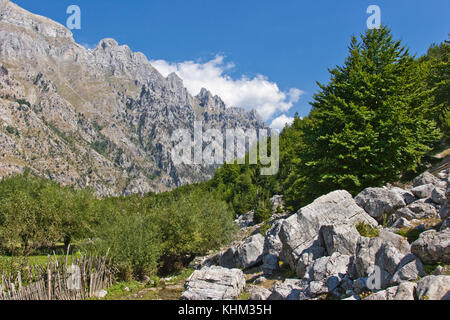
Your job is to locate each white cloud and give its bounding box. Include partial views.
[151,55,303,121]
[80,43,97,50]
[269,114,295,132]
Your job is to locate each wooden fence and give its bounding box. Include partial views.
[0,249,114,300]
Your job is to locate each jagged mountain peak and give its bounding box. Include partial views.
[0,0,73,40]
[196,87,226,112]
[0,1,267,196]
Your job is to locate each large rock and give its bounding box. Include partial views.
[406,200,439,219]
[235,211,255,228]
[388,200,439,226]
[219,234,265,269]
[279,190,378,270]
[411,229,450,264]
[180,266,246,300]
[413,172,442,188]
[295,240,325,278]
[303,253,352,296]
[364,282,416,300]
[441,203,450,220]
[411,184,435,199]
[263,219,284,256]
[267,279,309,300]
[441,218,450,231]
[355,187,406,220]
[249,286,272,300]
[437,170,449,180]
[320,224,360,256]
[375,243,408,288]
[391,254,425,284]
[390,187,416,205]
[354,230,410,278]
[219,247,238,269]
[391,217,413,229]
[431,187,447,205]
[262,219,283,275]
[262,254,279,276]
[235,234,265,269]
[416,275,450,300]
[270,195,283,211]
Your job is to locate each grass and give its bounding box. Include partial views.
[0,252,83,271]
[423,264,450,276]
[356,222,380,238]
[90,281,145,300]
[395,227,424,244]
[259,222,271,236]
[0,255,61,268]
[94,267,194,300]
[238,291,251,300]
[5,125,19,137]
[165,268,195,283]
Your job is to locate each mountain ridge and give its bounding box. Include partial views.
[0,0,267,196]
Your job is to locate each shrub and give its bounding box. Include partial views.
[152,187,236,273]
[89,208,162,281]
[395,227,424,244]
[0,174,99,255]
[15,99,31,108]
[5,125,19,137]
[356,222,380,238]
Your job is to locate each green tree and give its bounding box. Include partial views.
[418,37,450,141]
[285,27,441,209]
[0,175,67,254]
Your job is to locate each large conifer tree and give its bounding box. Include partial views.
[290,27,441,207]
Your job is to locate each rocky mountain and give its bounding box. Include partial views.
[183,169,450,300]
[0,0,267,196]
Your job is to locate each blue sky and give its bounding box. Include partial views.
[13,0,450,128]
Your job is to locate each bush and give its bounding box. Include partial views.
[395,227,424,244]
[152,187,236,273]
[356,222,380,238]
[254,206,271,224]
[0,175,97,255]
[15,99,31,108]
[5,125,19,137]
[88,209,162,281]
[0,176,237,279]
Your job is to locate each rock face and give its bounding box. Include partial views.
[279,190,378,270]
[320,224,360,256]
[390,187,416,205]
[355,187,405,220]
[303,253,352,296]
[441,218,450,231]
[235,211,255,228]
[411,229,450,264]
[267,279,309,300]
[416,276,450,300]
[180,266,246,300]
[262,219,284,275]
[0,1,267,196]
[411,184,436,199]
[249,286,272,300]
[364,282,416,300]
[413,172,442,188]
[391,254,425,284]
[431,187,447,205]
[354,230,410,279]
[235,234,265,269]
[218,234,265,269]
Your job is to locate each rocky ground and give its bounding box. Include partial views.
[180,168,450,301]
